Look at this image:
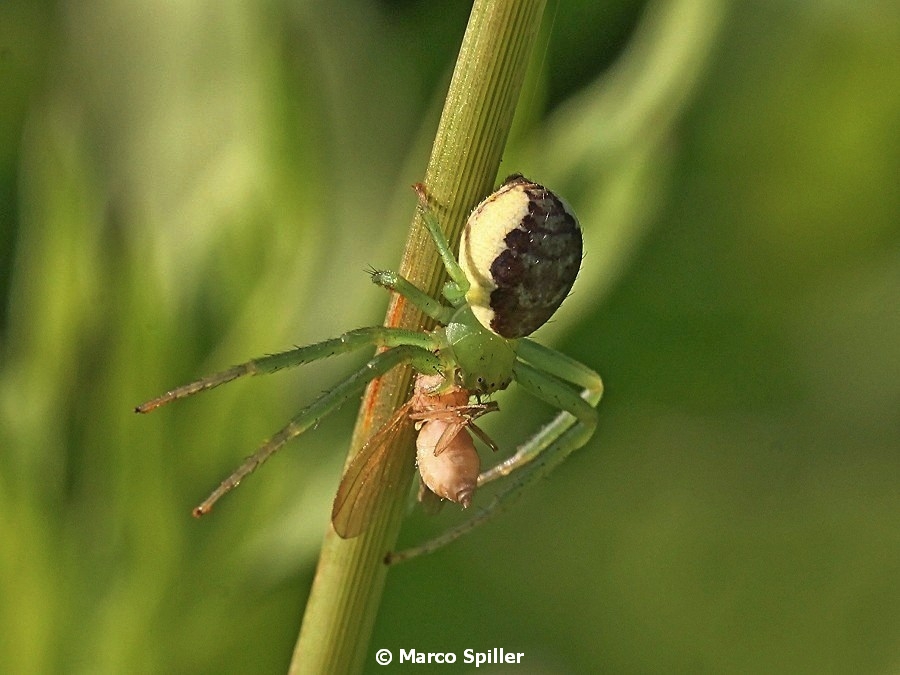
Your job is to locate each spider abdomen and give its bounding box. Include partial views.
[460,174,582,339]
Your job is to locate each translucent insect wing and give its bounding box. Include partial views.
[331,404,413,538]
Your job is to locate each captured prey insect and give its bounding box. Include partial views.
[332,372,499,538]
[136,174,603,558]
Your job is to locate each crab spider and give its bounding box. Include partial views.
[136,174,603,560]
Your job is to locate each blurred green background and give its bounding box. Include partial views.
[2,0,898,672]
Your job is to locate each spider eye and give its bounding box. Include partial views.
[459,174,582,339]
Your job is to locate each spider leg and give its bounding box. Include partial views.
[135,326,433,412]
[479,339,602,484]
[386,419,590,565]
[516,338,604,394]
[412,183,470,304]
[386,343,602,565]
[193,344,441,516]
[369,269,454,324]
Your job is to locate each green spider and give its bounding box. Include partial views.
[136,174,603,561]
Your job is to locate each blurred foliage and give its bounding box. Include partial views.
[1,0,898,673]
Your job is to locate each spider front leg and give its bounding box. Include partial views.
[369,269,454,324]
[135,326,435,413]
[412,182,471,307]
[193,344,441,516]
[386,341,602,565]
[370,183,473,315]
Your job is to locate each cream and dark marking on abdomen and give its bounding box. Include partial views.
[481,176,582,339]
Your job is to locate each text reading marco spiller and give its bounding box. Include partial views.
[399,648,524,666]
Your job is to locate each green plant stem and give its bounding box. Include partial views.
[289,1,547,672]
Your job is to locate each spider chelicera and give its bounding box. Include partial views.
[136,174,603,562]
